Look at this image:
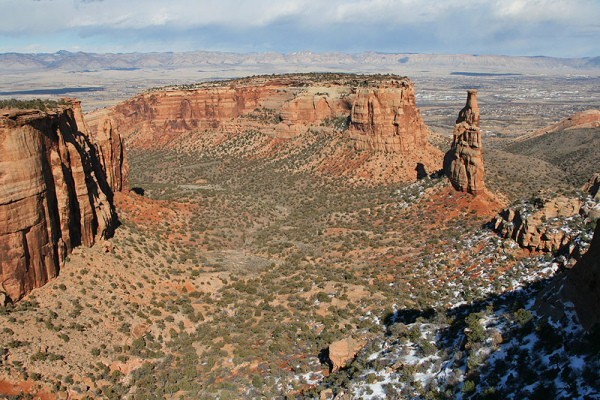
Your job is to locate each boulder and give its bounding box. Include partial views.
[328,337,365,372]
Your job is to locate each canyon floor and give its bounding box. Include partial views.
[0,70,598,399]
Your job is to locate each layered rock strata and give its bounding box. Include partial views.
[86,112,129,192]
[348,79,431,153]
[86,75,433,157]
[0,102,124,300]
[85,74,443,183]
[444,90,486,195]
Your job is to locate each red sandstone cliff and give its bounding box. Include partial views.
[444,90,486,195]
[348,79,430,153]
[86,74,443,183]
[85,78,351,147]
[0,102,126,301]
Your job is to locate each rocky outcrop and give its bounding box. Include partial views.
[0,102,125,301]
[87,75,434,155]
[85,74,444,184]
[348,79,430,153]
[87,114,129,192]
[444,90,486,195]
[564,223,600,330]
[493,195,589,254]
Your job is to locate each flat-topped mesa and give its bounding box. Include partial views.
[85,74,444,184]
[444,89,486,195]
[87,75,432,152]
[348,79,431,153]
[0,101,126,301]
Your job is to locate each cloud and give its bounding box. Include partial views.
[0,0,598,56]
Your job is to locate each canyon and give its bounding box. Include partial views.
[2,74,448,301]
[0,72,597,399]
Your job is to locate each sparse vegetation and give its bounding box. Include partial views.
[0,72,597,398]
[0,98,68,111]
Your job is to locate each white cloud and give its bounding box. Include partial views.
[0,0,598,56]
[2,0,598,31]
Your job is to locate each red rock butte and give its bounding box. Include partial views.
[86,74,443,182]
[349,79,431,153]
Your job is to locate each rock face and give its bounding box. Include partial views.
[564,223,600,330]
[492,195,592,255]
[0,102,125,301]
[86,113,129,192]
[86,81,349,147]
[348,79,431,153]
[493,196,581,253]
[278,90,350,138]
[87,75,433,155]
[86,74,444,184]
[444,90,486,195]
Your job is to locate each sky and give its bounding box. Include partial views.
[0,0,599,57]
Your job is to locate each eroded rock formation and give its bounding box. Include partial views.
[87,75,434,155]
[444,90,486,195]
[348,79,431,153]
[85,74,444,184]
[564,223,600,330]
[493,196,583,254]
[278,89,350,138]
[0,102,125,301]
[87,113,129,192]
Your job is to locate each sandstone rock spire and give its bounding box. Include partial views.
[444,89,486,195]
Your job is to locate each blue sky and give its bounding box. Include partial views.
[0,0,599,57]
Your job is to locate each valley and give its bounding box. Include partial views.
[0,70,598,399]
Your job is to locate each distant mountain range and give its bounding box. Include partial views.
[1,50,599,73]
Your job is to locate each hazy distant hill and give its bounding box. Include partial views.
[1,50,599,74]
